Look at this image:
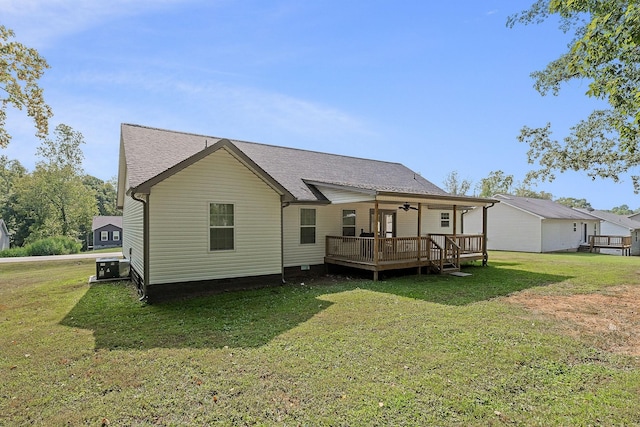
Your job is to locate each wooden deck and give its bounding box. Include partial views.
[325,234,487,280]
[588,235,633,256]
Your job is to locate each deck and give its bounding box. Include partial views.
[588,235,633,255]
[325,234,486,280]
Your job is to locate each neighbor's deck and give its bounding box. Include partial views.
[325,234,486,280]
[588,235,633,255]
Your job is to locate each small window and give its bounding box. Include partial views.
[300,208,316,244]
[440,212,450,228]
[210,203,234,251]
[112,230,120,241]
[100,231,109,241]
[573,222,577,232]
[342,210,356,236]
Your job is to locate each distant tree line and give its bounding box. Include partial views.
[1,124,119,249]
[442,170,640,214]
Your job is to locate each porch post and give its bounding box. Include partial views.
[373,200,379,281]
[417,203,422,275]
[482,206,488,265]
[452,205,457,236]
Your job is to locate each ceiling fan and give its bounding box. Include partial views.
[398,202,418,212]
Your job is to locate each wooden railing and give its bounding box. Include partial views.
[589,235,632,249]
[326,236,437,264]
[325,234,477,268]
[431,234,484,254]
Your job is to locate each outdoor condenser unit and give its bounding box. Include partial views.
[96,257,119,279]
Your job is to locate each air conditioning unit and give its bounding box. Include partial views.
[96,257,119,279]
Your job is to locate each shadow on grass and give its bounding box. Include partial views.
[60,264,571,351]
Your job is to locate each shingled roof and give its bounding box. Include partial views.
[495,195,597,220]
[120,124,451,202]
[576,209,640,230]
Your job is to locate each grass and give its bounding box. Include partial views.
[1,252,639,425]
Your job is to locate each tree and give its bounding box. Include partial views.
[0,155,31,246]
[14,124,96,242]
[609,204,634,215]
[508,1,640,191]
[442,171,472,195]
[83,175,120,216]
[514,185,553,199]
[555,197,593,210]
[0,25,52,147]
[476,170,514,197]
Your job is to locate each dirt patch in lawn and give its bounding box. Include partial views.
[505,285,640,357]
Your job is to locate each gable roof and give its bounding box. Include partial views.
[495,194,597,220]
[92,216,123,231]
[119,124,455,203]
[576,209,640,230]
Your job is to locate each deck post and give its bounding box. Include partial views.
[453,205,457,237]
[482,206,488,265]
[417,203,422,275]
[373,200,379,280]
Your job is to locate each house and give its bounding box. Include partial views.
[92,216,123,249]
[117,124,498,302]
[575,209,640,255]
[464,194,600,253]
[0,219,10,250]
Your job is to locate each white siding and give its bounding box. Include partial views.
[147,148,282,285]
[541,219,584,252]
[465,203,542,252]
[122,186,145,278]
[283,204,343,267]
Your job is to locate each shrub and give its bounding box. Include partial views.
[0,236,82,257]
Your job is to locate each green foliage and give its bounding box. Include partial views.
[555,196,593,209]
[608,203,636,215]
[476,170,514,197]
[13,124,97,242]
[508,1,640,191]
[83,175,120,216]
[442,170,472,195]
[0,236,81,257]
[0,25,52,147]
[514,185,553,199]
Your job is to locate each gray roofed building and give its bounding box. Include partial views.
[494,194,597,221]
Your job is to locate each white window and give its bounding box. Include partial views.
[342,210,356,236]
[112,230,120,241]
[440,212,450,228]
[300,208,316,244]
[100,231,109,241]
[209,203,234,251]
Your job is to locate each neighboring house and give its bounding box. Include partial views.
[576,209,640,255]
[0,219,10,250]
[465,194,600,253]
[117,124,498,301]
[92,216,123,249]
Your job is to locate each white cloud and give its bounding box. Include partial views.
[0,0,196,46]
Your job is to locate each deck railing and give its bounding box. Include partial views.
[431,234,484,254]
[589,235,632,248]
[325,234,475,267]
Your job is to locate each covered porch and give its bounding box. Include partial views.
[323,193,496,280]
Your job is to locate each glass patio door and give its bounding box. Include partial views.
[370,209,396,238]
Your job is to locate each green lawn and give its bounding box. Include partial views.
[1,252,639,426]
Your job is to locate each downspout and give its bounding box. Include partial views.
[281,199,290,284]
[460,209,469,234]
[131,190,149,301]
[482,202,495,264]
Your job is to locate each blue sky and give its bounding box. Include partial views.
[1,0,637,210]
